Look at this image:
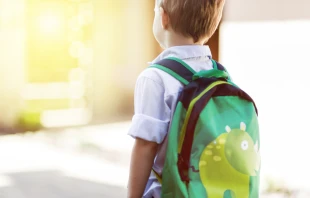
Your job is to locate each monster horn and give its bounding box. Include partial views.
[225,126,231,133]
[240,122,246,131]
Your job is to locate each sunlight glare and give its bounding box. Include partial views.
[38,12,62,34]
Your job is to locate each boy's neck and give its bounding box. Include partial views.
[164,30,206,48]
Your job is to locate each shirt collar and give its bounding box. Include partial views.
[149,45,212,65]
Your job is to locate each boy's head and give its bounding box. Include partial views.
[153,0,225,48]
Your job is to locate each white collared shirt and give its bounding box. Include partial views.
[128,45,214,198]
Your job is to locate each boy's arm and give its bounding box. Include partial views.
[127,138,158,198]
[127,72,171,198]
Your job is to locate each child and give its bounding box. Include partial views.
[127,0,226,197]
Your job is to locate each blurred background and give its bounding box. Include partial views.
[0,0,309,197]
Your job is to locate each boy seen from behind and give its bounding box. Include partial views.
[128,0,226,198]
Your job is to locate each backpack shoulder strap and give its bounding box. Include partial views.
[149,57,195,85]
[213,60,232,81]
[149,57,232,84]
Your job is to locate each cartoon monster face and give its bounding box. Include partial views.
[224,122,260,176]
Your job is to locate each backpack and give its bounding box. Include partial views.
[150,57,261,198]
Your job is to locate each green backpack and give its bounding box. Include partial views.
[150,57,261,198]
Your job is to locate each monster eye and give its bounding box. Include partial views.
[241,140,249,150]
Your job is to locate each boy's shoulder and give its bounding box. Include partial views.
[138,66,163,82]
[137,65,175,86]
[136,64,184,95]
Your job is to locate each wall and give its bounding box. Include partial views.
[224,0,310,21]
[92,0,157,123]
[0,0,25,128]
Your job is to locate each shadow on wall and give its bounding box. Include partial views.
[0,170,127,198]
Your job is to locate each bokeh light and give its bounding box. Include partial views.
[37,12,63,34]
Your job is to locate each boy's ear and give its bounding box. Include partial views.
[159,7,169,30]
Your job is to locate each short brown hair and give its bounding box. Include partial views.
[159,0,224,42]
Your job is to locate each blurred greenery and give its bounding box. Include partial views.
[16,111,42,132]
[263,177,296,197]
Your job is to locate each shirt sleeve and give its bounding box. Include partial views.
[128,73,171,144]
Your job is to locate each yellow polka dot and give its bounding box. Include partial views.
[199,161,207,167]
[216,146,221,149]
[213,156,222,161]
[219,139,226,144]
[204,150,212,155]
[207,145,213,149]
